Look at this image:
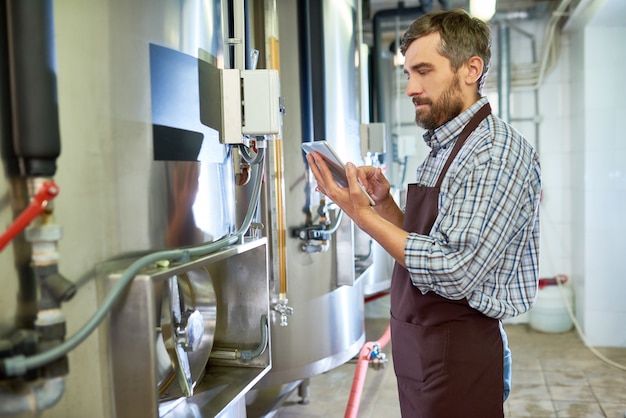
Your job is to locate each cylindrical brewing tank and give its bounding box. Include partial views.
[257,0,366,387]
[0,1,246,417]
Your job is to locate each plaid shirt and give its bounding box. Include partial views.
[404,97,541,319]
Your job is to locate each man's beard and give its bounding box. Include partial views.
[414,74,464,131]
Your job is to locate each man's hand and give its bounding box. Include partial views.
[306,152,372,221]
[306,151,409,266]
[355,165,391,205]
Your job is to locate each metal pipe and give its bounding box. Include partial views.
[356,0,364,123]
[232,0,245,70]
[505,21,542,154]
[497,23,511,123]
[211,314,269,360]
[0,378,65,415]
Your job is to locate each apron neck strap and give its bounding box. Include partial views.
[435,103,492,188]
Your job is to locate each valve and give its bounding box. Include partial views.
[0,180,59,251]
[176,309,204,352]
[161,276,204,397]
[369,343,387,370]
[272,299,294,327]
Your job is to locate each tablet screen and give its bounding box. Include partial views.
[302,140,376,206]
[301,141,349,188]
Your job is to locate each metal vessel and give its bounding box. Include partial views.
[0,0,378,416]
[255,0,369,389]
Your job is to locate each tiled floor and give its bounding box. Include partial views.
[264,319,626,418]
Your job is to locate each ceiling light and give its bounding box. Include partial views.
[470,0,497,21]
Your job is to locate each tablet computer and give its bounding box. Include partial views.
[302,140,350,187]
[302,140,375,206]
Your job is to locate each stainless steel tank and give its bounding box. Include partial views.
[0,0,269,417]
[255,0,367,388]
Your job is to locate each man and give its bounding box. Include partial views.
[307,9,541,418]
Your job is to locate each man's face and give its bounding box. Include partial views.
[403,32,465,130]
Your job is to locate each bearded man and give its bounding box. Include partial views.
[307,9,541,417]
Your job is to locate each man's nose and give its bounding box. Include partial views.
[405,78,422,97]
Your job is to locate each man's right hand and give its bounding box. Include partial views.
[356,166,392,206]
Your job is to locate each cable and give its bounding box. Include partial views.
[1,157,266,377]
[483,0,573,93]
[323,207,344,234]
[555,275,626,372]
[239,314,269,360]
[239,139,266,165]
[539,196,626,372]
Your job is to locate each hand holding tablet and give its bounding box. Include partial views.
[302,140,376,206]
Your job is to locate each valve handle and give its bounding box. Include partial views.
[165,276,204,397]
[0,181,59,251]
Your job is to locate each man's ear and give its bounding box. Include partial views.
[465,56,484,86]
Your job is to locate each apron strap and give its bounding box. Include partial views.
[435,103,491,188]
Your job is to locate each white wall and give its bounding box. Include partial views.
[381,2,626,348]
[501,15,576,326]
[507,3,626,347]
[574,23,626,347]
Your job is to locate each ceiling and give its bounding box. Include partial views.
[361,0,566,46]
[362,0,626,42]
[364,0,562,18]
[587,0,626,27]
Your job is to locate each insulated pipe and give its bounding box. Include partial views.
[344,322,392,418]
[372,2,430,123]
[0,377,65,415]
[6,0,61,177]
[0,0,18,175]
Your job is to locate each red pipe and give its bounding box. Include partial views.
[364,291,390,304]
[0,180,59,251]
[344,322,391,418]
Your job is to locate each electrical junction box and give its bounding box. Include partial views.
[241,69,281,136]
[199,60,243,144]
[360,122,386,156]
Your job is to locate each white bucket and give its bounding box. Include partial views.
[529,284,574,333]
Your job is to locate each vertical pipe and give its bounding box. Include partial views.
[371,4,430,123]
[507,21,541,154]
[6,0,61,177]
[232,0,246,70]
[356,0,364,124]
[373,14,383,123]
[497,22,511,123]
[0,0,17,174]
[2,0,52,329]
[297,0,315,146]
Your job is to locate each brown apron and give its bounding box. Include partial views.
[390,103,504,417]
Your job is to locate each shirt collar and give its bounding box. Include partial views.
[422,97,490,151]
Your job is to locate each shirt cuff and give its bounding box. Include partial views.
[404,232,435,290]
